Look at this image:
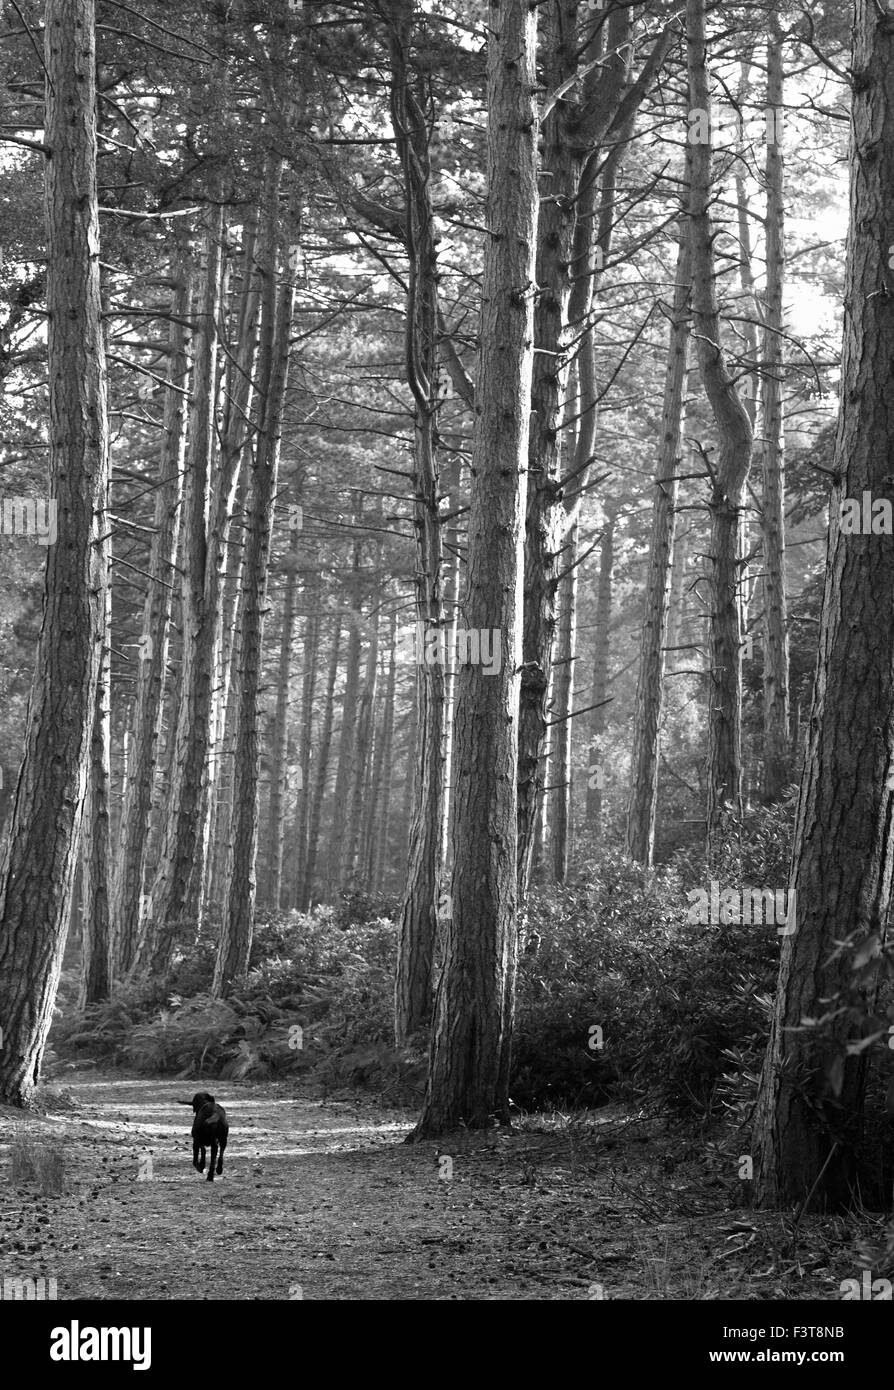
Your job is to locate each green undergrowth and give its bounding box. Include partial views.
[50,815,793,1118]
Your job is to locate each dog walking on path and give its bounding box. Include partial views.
[179,1092,228,1182]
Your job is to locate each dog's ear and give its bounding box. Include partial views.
[206,1094,215,1105]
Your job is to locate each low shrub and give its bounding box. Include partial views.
[512,844,780,1114]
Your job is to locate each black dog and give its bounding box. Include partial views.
[179,1092,228,1182]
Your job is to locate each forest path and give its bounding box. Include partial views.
[1,1071,740,1300]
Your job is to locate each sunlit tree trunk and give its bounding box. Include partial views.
[752,0,894,1211]
[627,219,691,864]
[345,614,378,884]
[80,547,112,1008]
[388,0,446,1041]
[517,0,586,898]
[265,516,301,909]
[760,15,790,803]
[517,5,673,895]
[368,612,397,892]
[300,615,341,910]
[326,529,363,900]
[198,217,261,921]
[439,452,461,874]
[414,0,537,1134]
[551,526,578,883]
[293,567,320,907]
[585,511,615,828]
[0,0,109,1105]
[111,264,188,974]
[215,160,293,996]
[686,0,754,854]
[136,207,225,977]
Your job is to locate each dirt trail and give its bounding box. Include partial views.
[0,1071,814,1300]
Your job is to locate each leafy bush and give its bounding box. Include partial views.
[50,982,160,1063]
[513,845,780,1114]
[333,888,402,930]
[52,907,399,1083]
[52,832,789,1116]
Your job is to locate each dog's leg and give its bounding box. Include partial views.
[193,1140,202,1172]
[216,1134,226,1176]
[207,1138,217,1181]
[196,1143,206,1173]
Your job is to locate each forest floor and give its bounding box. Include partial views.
[0,1070,871,1300]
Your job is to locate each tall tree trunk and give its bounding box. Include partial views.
[753,0,894,1208]
[368,612,397,892]
[357,622,382,890]
[293,568,320,907]
[345,615,378,884]
[0,0,109,1105]
[79,562,112,1008]
[413,0,537,1134]
[439,452,461,874]
[551,532,577,883]
[326,532,363,900]
[760,14,790,803]
[516,0,586,899]
[585,511,615,827]
[388,0,446,1042]
[204,577,243,921]
[300,614,341,910]
[135,208,225,978]
[666,521,689,671]
[516,7,673,896]
[215,161,293,996]
[197,217,261,922]
[111,263,188,974]
[686,0,754,854]
[265,517,301,909]
[627,219,691,864]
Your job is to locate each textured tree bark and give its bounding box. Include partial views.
[0,0,109,1105]
[552,119,626,879]
[551,522,578,883]
[666,522,689,671]
[627,220,691,864]
[325,531,363,900]
[439,452,462,874]
[752,0,894,1211]
[196,216,261,922]
[135,208,225,978]
[387,0,446,1042]
[203,577,243,923]
[686,0,754,855]
[368,612,397,892]
[293,568,320,907]
[345,614,378,884]
[202,493,249,923]
[413,0,537,1135]
[299,615,341,910]
[79,559,112,1009]
[585,511,615,827]
[265,517,302,909]
[215,161,293,996]
[111,265,188,975]
[357,618,383,890]
[760,14,790,804]
[733,59,759,433]
[516,0,588,900]
[517,5,674,896]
